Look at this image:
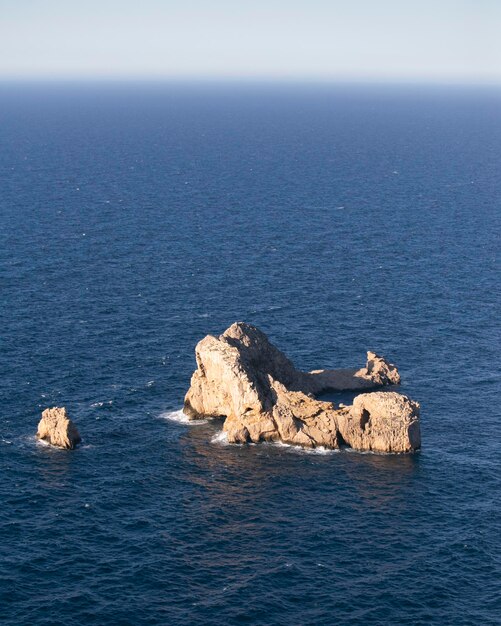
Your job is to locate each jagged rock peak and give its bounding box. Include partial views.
[358,351,401,386]
[37,407,81,450]
[221,322,299,387]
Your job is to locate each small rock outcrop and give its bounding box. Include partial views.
[37,407,81,450]
[184,322,420,453]
[348,392,421,453]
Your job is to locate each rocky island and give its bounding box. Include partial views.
[184,322,421,453]
[37,407,81,449]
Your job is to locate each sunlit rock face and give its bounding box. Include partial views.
[37,407,81,450]
[344,391,421,453]
[184,322,420,453]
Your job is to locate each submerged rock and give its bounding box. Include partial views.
[184,322,420,453]
[37,407,81,450]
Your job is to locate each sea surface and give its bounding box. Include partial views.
[0,82,500,625]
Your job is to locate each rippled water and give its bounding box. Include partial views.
[1,83,500,625]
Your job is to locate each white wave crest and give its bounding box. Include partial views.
[211,430,228,445]
[160,409,208,425]
[263,441,337,455]
[91,400,113,408]
[300,445,338,455]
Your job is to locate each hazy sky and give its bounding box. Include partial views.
[1,0,500,82]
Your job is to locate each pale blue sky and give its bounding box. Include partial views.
[1,0,500,82]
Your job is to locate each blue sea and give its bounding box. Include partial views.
[1,82,500,625]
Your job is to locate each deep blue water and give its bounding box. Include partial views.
[1,83,500,625]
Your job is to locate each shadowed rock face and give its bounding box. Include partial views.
[184,322,420,453]
[37,407,81,450]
